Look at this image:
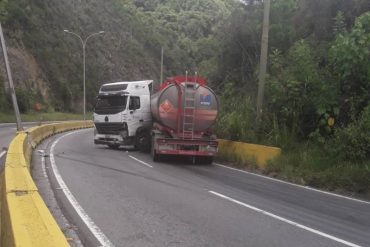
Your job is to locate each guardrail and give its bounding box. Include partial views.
[217,139,281,169]
[0,121,93,246]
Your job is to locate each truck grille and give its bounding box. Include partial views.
[95,123,126,135]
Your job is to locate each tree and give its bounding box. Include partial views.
[330,12,370,124]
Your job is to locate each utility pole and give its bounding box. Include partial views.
[159,46,164,91]
[0,23,23,131]
[256,0,270,122]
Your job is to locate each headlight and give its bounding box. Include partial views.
[120,130,128,138]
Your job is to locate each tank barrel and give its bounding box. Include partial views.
[151,76,218,134]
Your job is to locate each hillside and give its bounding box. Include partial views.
[0,0,237,112]
[0,0,370,194]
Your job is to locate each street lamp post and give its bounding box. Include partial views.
[64,30,104,120]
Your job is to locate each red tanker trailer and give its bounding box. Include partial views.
[150,75,218,163]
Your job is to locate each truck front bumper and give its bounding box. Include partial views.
[94,134,124,145]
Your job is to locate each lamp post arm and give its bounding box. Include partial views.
[64,30,104,120]
[84,31,104,46]
[65,31,84,48]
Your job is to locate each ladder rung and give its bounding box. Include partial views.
[183,84,196,138]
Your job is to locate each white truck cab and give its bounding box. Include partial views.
[93,80,153,150]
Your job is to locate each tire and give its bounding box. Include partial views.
[203,156,214,164]
[151,137,161,162]
[196,156,213,164]
[107,144,120,149]
[135,130,151,153]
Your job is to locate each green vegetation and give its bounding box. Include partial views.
[0,0,236,112]
[212,1,370,197]
[0,112,88,123]
[1,0,370,195]
[266,145,370,196]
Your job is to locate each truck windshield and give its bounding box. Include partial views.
[94,95,128,114]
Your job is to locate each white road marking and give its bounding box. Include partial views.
[209,190,362,247]
[41,155,47,178]
[50,130,114,247]
[214,163,370,205]
[37,150,47,178]
[128,155,153,168]
[0,150,6,159]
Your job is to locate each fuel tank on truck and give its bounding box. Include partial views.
[150,77,219,132]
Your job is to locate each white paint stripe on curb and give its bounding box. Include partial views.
[0,150,6,159]
[214,163,370,205]
[37,150,48,178]
[50,130,114,247]
[128,155,153,168]
[209,190,362,247]
[41,155,47,178]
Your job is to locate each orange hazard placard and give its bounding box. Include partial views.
[160,100,173,113]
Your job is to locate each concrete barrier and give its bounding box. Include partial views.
[217,139,281,169]
[0,121,93,246]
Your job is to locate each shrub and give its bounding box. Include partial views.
[215,83,257,142]
[329,106,370,161]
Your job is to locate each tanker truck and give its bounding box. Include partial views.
[93,76,218,163]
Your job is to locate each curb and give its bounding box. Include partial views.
[0,121,93,246]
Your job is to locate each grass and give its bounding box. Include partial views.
[0,111,92,123]
[217,141,370,199]
[265,143,370,198]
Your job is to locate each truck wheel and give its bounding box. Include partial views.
[107,144,120,149]
[135,131,151,153]
[196,156,213,164]
[203,156,213,164]
[151,138,161,162]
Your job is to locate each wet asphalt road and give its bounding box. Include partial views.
[43,129,370,247]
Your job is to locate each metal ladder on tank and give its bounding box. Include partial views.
[182,73,196,139]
